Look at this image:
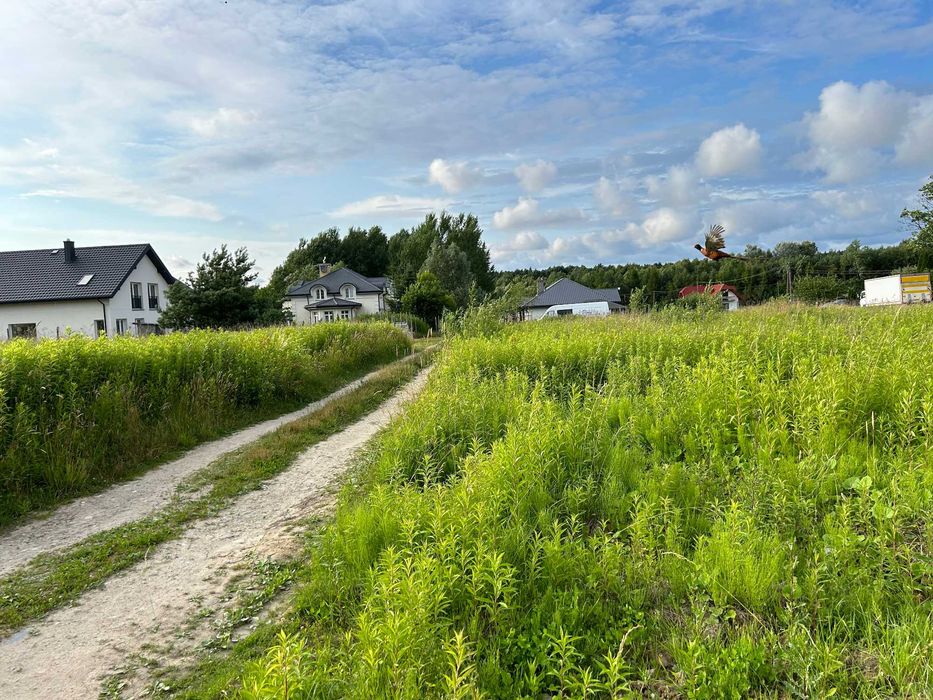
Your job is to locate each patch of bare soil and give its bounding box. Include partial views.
[0,368,430,700]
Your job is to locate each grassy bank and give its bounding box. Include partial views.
[0,323,411,525]
[232,305,933,698]
[0,349,432,638]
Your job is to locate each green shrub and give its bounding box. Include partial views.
[0,323,410,523]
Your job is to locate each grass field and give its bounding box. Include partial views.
[232,305,933,699]
[0,323,411,525]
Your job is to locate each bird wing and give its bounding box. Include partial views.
[705,224,726,252]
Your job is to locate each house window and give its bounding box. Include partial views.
[341,285,356,299]
[94,320,106,337]
[77,274,94,286]
[116,318,128,335]
[8,323,37,340]
[340,309,351,320]
[323,311,334,322]
[314,286,326,300]
[134,318,145,335]
[312,311,320,323]
[130,282,143,310]
[148,283,160,310]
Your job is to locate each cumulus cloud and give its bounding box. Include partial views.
[811,190,880,219]
[498,231,550,252]
[328,194,449,218]
[593,176,637,216]
[514,160,557,192]
[428,158,484,194]
[696,123,762,177]
[492,197,585,229]
[801,80,933,182]
[645,165,706,208]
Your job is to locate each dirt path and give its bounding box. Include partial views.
[0,360,415,578]
[0,367,429,699]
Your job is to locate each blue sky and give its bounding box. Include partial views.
[0,1,931,280]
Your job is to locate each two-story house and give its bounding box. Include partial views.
[284,265,389,324]
[0,240,176,340]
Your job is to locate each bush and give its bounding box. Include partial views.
[358,312,430,338]
[0,323,411,523]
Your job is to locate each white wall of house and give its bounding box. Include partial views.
[0,255,171,340]
[722,291,741,311]
[107,254,170,334]
[523,307,549,321]
[0,299,105,339]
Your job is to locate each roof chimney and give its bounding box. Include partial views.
[63,239,76,262]
[317,262,331,277]
[536,278,546,295]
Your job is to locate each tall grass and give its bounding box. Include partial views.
[0,323,411,524]
[242,306,933,698]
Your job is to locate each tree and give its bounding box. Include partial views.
[266,228,343,297]
[421,241,473,307]
[160,246,278,329]
[901,176,933,262]
[341,226,389,277]
[628,286,651,312]
[792,275,848,304]
[400,271,455,329]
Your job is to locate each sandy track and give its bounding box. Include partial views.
[0,360,414,577]
[0,367,429,699]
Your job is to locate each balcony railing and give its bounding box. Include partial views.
[148,297,160,310]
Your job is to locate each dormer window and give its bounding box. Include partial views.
[313,286,326,300]
[77,274,94,286]
[341,284,356,299]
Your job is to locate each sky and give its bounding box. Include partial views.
[0,1,932,281]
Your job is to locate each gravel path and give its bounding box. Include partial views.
[0,361,412,577]
[0,367,430,700]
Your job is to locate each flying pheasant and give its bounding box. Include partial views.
[694,225,746,261]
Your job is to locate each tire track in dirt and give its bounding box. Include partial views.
[0,367,430,700]
[0,360,415,577]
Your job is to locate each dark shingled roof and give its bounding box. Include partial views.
[0,243,176,305]
[287,267,387,297]
[304,297,362,309]
[520,278,622,309]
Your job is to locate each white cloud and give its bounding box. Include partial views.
[645,165,706,208]
[187,108,258,138]
[492,197,585,229]
[800,80,933,182]
[514,159,557,192]
[895,96,933,166]
[811,190,880,219]
[696,123,762,177]
[593,176,636,216]
[428,158,483,194]
[328,194,449,218]
[630,207,694,246]
[714,199,802,237]
[498,231,550,252]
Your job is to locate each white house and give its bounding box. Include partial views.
[519,278,623,321]
[284,265,390,324]
[0,240,177,340]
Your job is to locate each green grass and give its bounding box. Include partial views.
[0,350,432,638]
[226,304,933,699]
[0,323,412,526]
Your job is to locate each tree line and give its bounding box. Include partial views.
[160,176,932,327]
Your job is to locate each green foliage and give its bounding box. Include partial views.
[627,286,651,312]
[358,312,431,338]
[0,323,411,524]
[236,306,933,698]
[400,271,455,329]
[793,275,848,304]
[901,175,933,261]
[160,245,285,329]
[421,241,473,307]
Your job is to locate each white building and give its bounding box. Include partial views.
[0,240,176,340]
[678,284,742,311]
[284,265,390,324]
[519,278,623,321]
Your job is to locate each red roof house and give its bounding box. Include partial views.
[678,283,743,310]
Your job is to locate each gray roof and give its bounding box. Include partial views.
[0,243,176,305]
[305,297,362,309]
[287,267,387,297]
[520,278,622,309]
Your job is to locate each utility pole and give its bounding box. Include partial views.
[786,267,793,296]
